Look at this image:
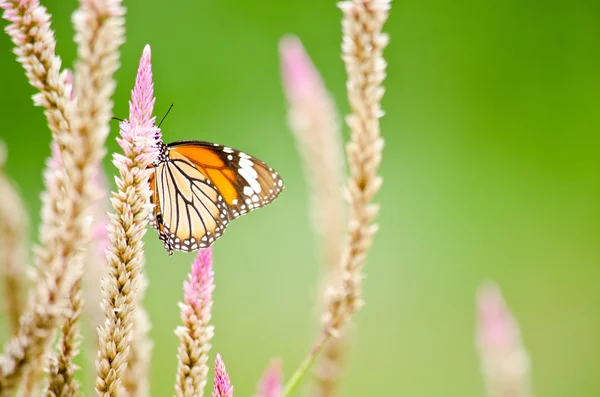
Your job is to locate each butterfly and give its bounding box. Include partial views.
[148,140,284,255]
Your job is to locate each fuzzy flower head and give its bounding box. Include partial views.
[116,45,161,166]
[174,247,215,397]
[476,282,533,397]
[213,354,234,397]
[477,282,521,351]
[183,248,214,312]
[256,359,283,397]
[280,35,327,100]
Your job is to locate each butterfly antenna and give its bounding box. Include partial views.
[111,116,124,122]
[158,104,174,128]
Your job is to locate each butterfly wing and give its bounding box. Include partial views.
[152,150,230,254]
[167,140,284,219]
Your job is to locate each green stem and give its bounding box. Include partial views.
[282,332,333,396]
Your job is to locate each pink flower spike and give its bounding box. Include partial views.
[175,247,215,396]
[184,248,215,311]
[256,359,283,397]
[213,354,234,397]
[476,282,533,397]
[130,44,156,128]
[476,282,520,351]
[116,45,162,167]
[279,35,327,100]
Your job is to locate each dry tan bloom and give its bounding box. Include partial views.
[39,141,80,397]
[0,0,72,137]
[122,271,153,397]
[0,142,29,336]
[95,44,158,397]
[0,0,123,394]
[20,141,64,397]
[44,0,126,395]
[175,248,215,397]
[43,0,125,393]
[0,3,79,392]
[477,282,534,397]
[325,0,389,334]
[279,36,347,397]
[44,276,83,397]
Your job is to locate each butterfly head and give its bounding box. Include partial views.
[153,142,169,166]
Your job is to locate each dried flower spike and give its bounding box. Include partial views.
[212,354,234,397]
[95,44,159,397]
[43,143,80,397]
[0,0,120,393]
[476,282,534,397]
[0,0,72,137]
[326,0,390,333]
[19,141,64,397]
[122,270,153,397]
[0,141,29,336]
[46,0,127,390]
[175,248,215,397]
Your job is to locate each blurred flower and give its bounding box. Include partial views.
[279,36,346,397]
[256,359,283,397]
[476,282,534,397]
[213,354,234,397]
[175,248,215,397]
[0,141,29,336]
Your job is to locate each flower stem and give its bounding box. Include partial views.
[282,332,332,396]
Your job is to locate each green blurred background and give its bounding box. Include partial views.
[1,0,599,396]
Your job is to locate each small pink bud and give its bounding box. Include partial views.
[213,354,234,397]
[116,45,161,169]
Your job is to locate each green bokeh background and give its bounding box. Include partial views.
[1,0,599,396]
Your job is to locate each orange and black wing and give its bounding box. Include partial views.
[167,140,284,219]
[151,150,230,255]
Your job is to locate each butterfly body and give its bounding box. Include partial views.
[149,140,284,255]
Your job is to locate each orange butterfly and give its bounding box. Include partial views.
[148,140,284,255]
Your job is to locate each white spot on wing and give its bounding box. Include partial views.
[239,168,261,194]
[239,157,254,169]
